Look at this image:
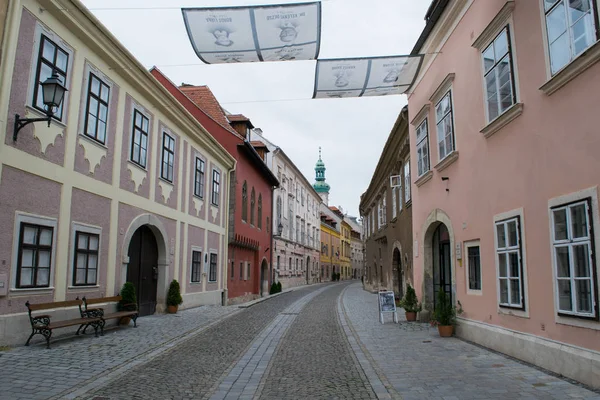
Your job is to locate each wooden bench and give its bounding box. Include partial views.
[81,296,139,331]
[25,299,103,349]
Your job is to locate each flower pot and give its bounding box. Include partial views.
[437,325,453,337]
[120,316,131,325]
[167,305,178,314]
[405,311,417,322]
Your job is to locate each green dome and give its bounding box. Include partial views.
[313,147,330,194]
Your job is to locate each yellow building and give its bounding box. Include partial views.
[340,220,351,280]
[319,206,341,280]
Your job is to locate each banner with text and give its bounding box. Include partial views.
[182,2,321,64]
[313,56,424,98]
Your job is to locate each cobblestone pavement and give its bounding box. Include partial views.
[0,304,239,400]
[258,282,377,400]
[341,283,600,400]
[78,285,326,400]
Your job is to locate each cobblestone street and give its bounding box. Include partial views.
[0,282,598,400]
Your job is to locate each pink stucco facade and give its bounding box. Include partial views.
[408,0,600,385]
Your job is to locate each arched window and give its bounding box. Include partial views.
[258,194,263,229]
[276,196,282,228]
[242,181,248,222]
[250,187,256,225]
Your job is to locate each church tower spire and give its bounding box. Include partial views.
[313,147,330,205]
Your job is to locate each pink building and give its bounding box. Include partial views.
[409,0,600,388]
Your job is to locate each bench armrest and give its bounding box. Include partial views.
[82,308,104,318]
[31,315,51,326]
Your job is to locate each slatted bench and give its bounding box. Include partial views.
[81,295,139,331]
[25,299,102,349]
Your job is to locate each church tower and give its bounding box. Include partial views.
[313,147,331,205]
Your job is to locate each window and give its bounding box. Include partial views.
[33,35,68,120]
[392,181,397,219]
[416,119,430,176]
[277,256,280,271]
[551,199,596,317]
[258,194,263,229]
[544,0,598,75]
[296,217,300,242]
[495,217,524,308]
[482,27,516,122]
[211,169,220,206]
[84,73,109,144]
[209,253,217,282]
[194,158,205,198]
[296,259,299,271]
[191,251,202,283]
[16,223,53,288]
[289,257,292,271]
[276,196,282,228]
[131,109,149,168]
[73,231,99,286]
[240,262,243,279]
[250,187,256,225]
[242,182,248,222]
[436,91,455,160]
[160,133,175,182]
[466,243,482,291]
[404,160,411,203]
[231,261,235,280]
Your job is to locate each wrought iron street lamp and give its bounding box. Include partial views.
[13,70,68,141]
[277,222,283,236]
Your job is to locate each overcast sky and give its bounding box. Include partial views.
[81,0,430,217]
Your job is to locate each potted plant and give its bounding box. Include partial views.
[119,282,137,325]
[167,279,183,314]
[431,288,462,337]
[399,284,422,322]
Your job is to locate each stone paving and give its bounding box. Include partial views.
[0,304,239,400]
[341,282,600,400]
[259,282,376,400]
[78,285,324,400]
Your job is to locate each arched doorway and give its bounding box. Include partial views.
[432,223,452,308]
[127,225,159,316]
[260,258,269,296]
[393,248,404,299]
[306,256,311,284]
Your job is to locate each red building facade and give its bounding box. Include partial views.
[151,68,278,303]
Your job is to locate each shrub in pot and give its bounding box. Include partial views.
[431,288,462,337]
[119,282,137,325]
[399,284,422,322]
[276,282,282,292]
[167,279,183,313]
[269,282,277,295]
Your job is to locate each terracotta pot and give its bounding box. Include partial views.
[167,305,178,314]
[120,317,131,325]
[437,325,453,337]
[405,312,417,322]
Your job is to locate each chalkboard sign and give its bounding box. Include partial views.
[378,290,398,324]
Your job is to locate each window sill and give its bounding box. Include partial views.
[555,313,600,331]
[434,151,459,173]
[78,133,108,150]
[190,281,202,285]
[193,194,204,201]
[67,285,100,290]
[497,305,529,319]
[415,170,433,187]
[159,177,174,186]
[480,103,523,138]
[26,105,67,128]
[10,287,55,296]
[466,289,483,296]
[127,160,147,173]
[540,40,600,96]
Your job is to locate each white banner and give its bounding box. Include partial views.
[313,56,424,98]
[182,2,321,64]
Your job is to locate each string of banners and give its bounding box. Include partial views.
[181,2,424,97]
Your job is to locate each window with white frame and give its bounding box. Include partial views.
[191,250,202,283]
[544,0,599,75]
[392,183,397,219]
[73,231,99,286]
[382,193,387,225]
[84,73,110,144]
[16,223,54,288]
[416,119,430,176]
[33,35,69,120]
[551,199,596,317]
[482,27,516,122]
[435,91,455,160]
[211,169,220,206]
[465,241,482,291]
[404,160,411,203]
[161,132,175,182]
[495,217,524,308]
[131,109,149,168]
[194,157,205,198]
[209,253,217,282]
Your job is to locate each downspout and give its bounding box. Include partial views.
[269,184,275,291]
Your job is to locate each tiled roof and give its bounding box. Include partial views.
[228,114,250,122]
[179,85,235,133]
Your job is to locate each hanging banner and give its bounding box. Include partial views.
[313,55,424,98]
[182,2,321,64]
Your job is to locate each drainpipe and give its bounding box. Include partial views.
[269,184,275,293]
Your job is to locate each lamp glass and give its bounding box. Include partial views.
[41,71,67,113]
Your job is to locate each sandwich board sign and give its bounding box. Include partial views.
[378,290,398,324]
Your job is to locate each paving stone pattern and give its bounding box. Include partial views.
[258,283,377,400]
[342,283,600,400]
[79,285,323,400]
[0,304,238,400]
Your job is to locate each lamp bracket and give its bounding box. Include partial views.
[13,113,51,142]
